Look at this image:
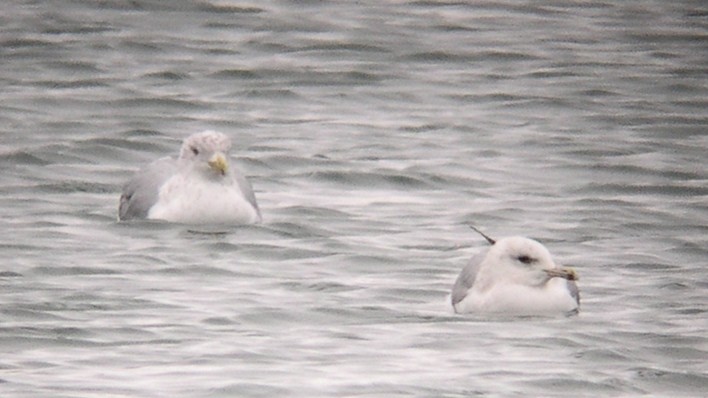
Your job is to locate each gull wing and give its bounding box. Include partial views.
[231,163,262,222]
[451,248,489,309]
[118,157,177,221]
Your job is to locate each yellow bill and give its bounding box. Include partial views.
[208,153,229,175]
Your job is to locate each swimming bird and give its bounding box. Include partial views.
[118,131,262,225]
[451,227,579,315]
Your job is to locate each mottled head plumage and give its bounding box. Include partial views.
[179,130,232,160]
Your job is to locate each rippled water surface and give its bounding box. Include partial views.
[1,1,707,396]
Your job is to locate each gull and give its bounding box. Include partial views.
[118,131,261,225]
[451,226,579,315]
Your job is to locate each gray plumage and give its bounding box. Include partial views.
[566,279,580,306]
[119,157,177,220]
[232,167,260,216]
[451,249,488,308]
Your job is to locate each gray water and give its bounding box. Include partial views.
[1,1,707,397]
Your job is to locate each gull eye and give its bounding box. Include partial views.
[517,255,534,264]
[191,147,199,156]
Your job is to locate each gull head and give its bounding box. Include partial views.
[179,130,233,176]
[477,236,576,290]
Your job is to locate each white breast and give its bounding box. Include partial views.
[454,278,578,315]
[148,173,260,225]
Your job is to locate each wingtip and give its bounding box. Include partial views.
[469,225,496,245]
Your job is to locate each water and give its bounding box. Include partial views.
[1,1,707,396]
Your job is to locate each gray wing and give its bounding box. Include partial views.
[566,280,580,306]
[118,157,177,221]
[451,249,489,309]
[231,164,262,221]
